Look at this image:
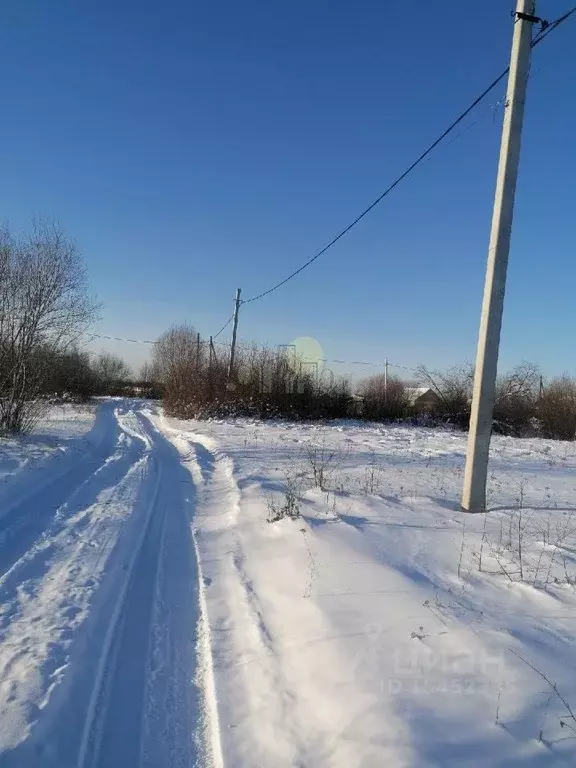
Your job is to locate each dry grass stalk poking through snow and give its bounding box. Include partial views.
[304,434,340,491]
[266,433,350,521]
[266,472,305,522]
[458,480,576,588]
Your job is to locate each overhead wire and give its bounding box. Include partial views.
[94,6,575,352]
[532,4,576,47]
[84,331,158,344]
[84,326,421,372]
[237,5,575,306]
[212,314,235,340]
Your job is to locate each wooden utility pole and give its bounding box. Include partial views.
[227,288,242,380]
[208,335,214,399]
[384,358,389,404]
[462,0,536,512]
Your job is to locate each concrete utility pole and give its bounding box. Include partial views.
[462,0,536,512]
[227,288,242,380]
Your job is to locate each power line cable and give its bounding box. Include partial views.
[532,4,576,47]
[207,47,563,344]
[239,6,575,306]
[85,331,158,344]
[91,26,567,357]
[211,338,418,372]
[91,8,573,346]
[85,326,421,372]
[213,314,235,340]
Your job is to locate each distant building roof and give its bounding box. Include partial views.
[405,387,440,406]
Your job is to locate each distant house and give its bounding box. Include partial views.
[405,387,441,413]
[350,393,365,417]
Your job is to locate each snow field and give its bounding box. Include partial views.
[1,402,575,767]
[165,416,576,767]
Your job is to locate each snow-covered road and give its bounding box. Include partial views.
[2,401,576,767]
[0,401,217,767]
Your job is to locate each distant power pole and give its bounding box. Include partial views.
[227,288,242,380]
[209,335,214,399]
[384,358,389,404]
[462,0,537,512]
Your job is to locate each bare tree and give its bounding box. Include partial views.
[139,360,152,382]
[0,221,99,433]
[151,324,212,415]
[42,347,95,401]
[416,363,474,427]
[92,352,131,395]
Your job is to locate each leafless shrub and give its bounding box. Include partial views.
[356,374,410,420]
[154,326,353,420]
[538,375,576,440]
[92,352,131,395]
[139,361,152,382]
[305,435,339,490]
[331,471,348,495]
[360,450,385,495]
[266,473,303,522]
[416,363,474,428]
[151,324,225,415]
[41,347,95,401]
[152,327,576,438]
[415,362,541,436]
[493,363,540,436]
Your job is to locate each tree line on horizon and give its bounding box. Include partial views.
[149,324,576,441]
[0,220,158,434]
[1,222,575,440]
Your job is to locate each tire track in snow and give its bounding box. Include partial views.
[162,421,304,767]
[0,404,154,763]
[149,416,228,768]
[0,402,131,584]
[0,404,150,641]
[0,403,210,767]
[76,450,165,768]
[77,409,205,768]
[163,420,396,768]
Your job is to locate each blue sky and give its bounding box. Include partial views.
[1,0,575,377]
